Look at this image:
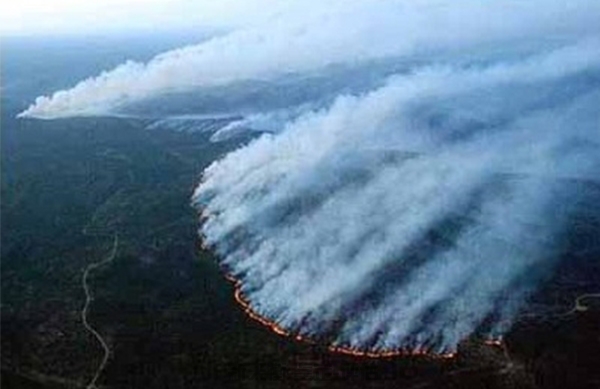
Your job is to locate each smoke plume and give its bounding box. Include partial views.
[18,0,600,119]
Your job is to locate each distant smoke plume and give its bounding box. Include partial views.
[18,0,600,119]
[20,0,600,353]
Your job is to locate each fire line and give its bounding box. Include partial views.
[224,271,459,360]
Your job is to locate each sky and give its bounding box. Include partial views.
[0,0,296,36]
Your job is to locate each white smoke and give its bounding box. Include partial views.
[19,0,600,353]
[18,0,600,119]
[193,43,600,352]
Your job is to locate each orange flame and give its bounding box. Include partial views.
[198,197,492,365]
[224,272,457,360]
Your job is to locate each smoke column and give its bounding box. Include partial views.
[193,45,600,352]
[19,0,600,353]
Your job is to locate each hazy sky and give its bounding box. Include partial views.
[0,0,296,36]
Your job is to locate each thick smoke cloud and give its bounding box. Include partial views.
[20,1,600,353]
[193,43,600,351]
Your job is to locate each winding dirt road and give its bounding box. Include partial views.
[81,234,119,389]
